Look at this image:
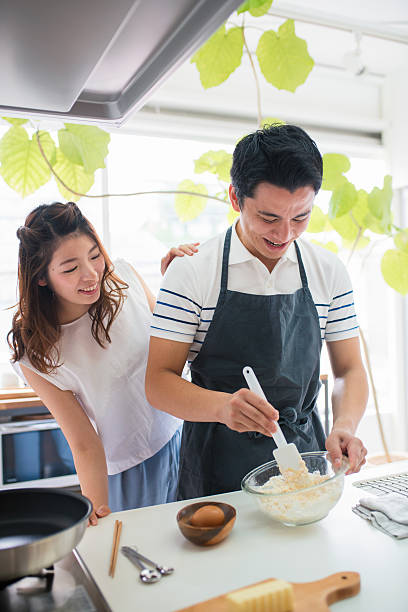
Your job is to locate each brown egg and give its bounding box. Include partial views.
[190,504,225,527]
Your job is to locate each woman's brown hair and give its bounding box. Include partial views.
[8,202,129,373]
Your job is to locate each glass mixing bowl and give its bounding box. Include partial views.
[241,451,348,527]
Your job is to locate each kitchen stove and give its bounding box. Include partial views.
[0,567,54,593]
[0,551,110,611]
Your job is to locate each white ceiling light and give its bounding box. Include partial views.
[343,31,367,76]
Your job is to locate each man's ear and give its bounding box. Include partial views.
[229,184,241,213]
[38,278,47,287]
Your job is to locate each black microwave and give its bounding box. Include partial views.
[0,419,78,489]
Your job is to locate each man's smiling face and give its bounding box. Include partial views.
[230,182,315,272]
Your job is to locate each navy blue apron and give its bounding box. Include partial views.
[177,226,325,500]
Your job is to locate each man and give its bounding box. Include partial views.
[146,124,368,500]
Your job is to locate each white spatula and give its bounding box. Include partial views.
[242,366,305,473]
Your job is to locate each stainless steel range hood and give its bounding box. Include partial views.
[0,0,242,126]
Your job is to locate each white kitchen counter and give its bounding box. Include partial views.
[77,460,408,611]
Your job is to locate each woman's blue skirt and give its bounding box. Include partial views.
[108,427,181,511]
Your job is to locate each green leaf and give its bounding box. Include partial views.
[381,249,408,294]
[59,130,83,166]
[394,230,408,253]
[368,175,392,219]
[237,1,250,13]
[365,213,389,235]
[58,124,110,173]
[2,117,28,126]
[35,131,57,166]
[310,239,338,253]
[0,126,24,163]
[342,235,370,251]
[227,204,240,225]
[322,153,351,191]
[347,188,388,236]
[175,180,208,222]
[0,127,56,197]
[351,189,369,227]
[249,0,273,16]
[352,189,388,234]
[261,116,286,127]
[191,25,244,89]
[256,20,314,92]
[366,175,393,234]
[330,212,359,241]
[53,149,94,202]
[238,0,273,16]
[307,205,326,233]
[194,150,232,183]
[328,180,358,219]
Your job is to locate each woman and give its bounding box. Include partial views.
[8,201,198,524]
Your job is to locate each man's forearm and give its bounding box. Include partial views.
[331,367,368,433]
[146,368,229,422]
[146,338,279,436]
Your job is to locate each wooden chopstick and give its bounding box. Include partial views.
[109,519,123,577]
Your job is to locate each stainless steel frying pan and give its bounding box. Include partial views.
[0,488,92,583]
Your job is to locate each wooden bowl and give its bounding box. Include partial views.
[176,501,236,546]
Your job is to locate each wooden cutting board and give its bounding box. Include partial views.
[177,571,360,612]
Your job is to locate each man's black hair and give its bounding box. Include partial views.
[230,124,323,208]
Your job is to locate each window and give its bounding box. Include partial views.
[105,132,233,293]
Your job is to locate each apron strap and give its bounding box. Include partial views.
[249,407,313,444]
[278,406,313,444]
[294,241,309,289]
[218,226,233,306]
[220,232,309,302]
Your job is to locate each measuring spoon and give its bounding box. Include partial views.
[121,546,161,583]
[129,547,174,576]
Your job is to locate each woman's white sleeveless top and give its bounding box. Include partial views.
[18,259,181,474]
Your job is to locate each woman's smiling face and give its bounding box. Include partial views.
[40,232,106,323]
[230,182,315,272]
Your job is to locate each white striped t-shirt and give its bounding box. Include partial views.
[151,221,359,364]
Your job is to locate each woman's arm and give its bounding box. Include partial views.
[20,365,111,526]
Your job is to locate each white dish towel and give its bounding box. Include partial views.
[353,493,408,539]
